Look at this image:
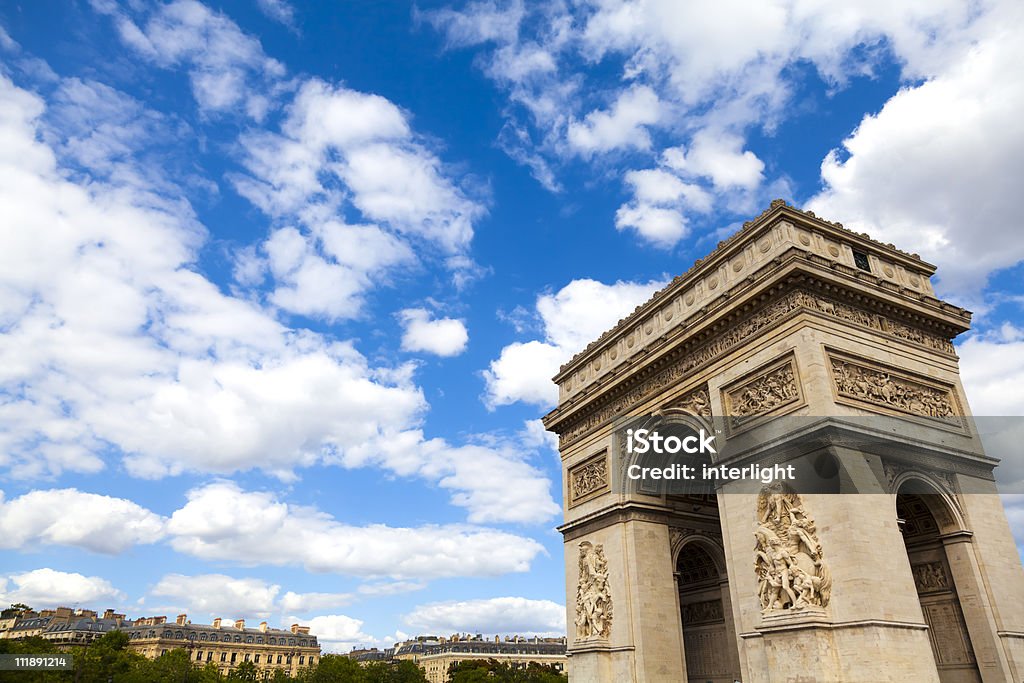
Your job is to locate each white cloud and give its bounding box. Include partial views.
[403,597,566,636]
[0,568,124,608]
[567,85,662,156]
[233,79,485,317]
[303,614,376,653]
[0,489,166,554]
[428,0,1009,265]
[614,202,687,247]
[422,0,525,49]
[109,0,285,119]
[166,482,547,578]
[807,2,1024,296]
[958,327,1024,417]
[400,308,470,357]
[152,574,282,618]
[357,581,426,597]
[256,0,296,28]
[150,573,358,618]
[0,73,438,481]
[662,131,764,191]
[484,278,665,408]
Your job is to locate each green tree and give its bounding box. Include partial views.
[363,661,426,683]
[75,631,145,683]
[448,660,567,683]
[227,660,259,681]
[0,636,70,683]
[303,654,366,682]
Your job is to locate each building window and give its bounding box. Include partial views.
[254,655,260,664]
[269,637,276,645]
[234,635,241,643]
[161,649,167,656]
[277,655,282,664]
[246,636,253,644]
[196,651,203,661]
[206,652,212,662]
[299,656,304,665]
[230,653,237,664]
[256,637,263,644]
[200,633,207,641]
[220,653,227,662]
[853,250,871,272]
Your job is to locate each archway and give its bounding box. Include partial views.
[896,479,981,683]
[675,537,741,683]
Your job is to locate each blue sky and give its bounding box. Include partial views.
[1,0,1023,653]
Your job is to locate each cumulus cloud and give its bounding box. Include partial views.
[165,482,546,578]
[302,614,376,653]
[427,0,1017,270]
[101,0,285,119]
[400,308,469,356]
[807,2,1024,297]
[484,278,665,408]
[0,568,124,607]
[152,574,283,618]
[0,489,166,554]
[232,78,485,318]
[567,85,662,156]
[403,597,566,636]
[959,324,1024,417]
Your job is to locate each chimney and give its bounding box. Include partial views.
[176,614,187,626]
[234,619,245,630]
[213,618,221,629]
[259,622,268,633]
[103,609,115,620]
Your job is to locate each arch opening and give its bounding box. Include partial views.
[897,483,980,683]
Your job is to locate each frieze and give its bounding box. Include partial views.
[667,385,712,418]
[830,356,959,420]
[912,561,950,593]
[723,358,799,427]
[554,288,956,448]
[569,452,608,506]
[681,599,724,626]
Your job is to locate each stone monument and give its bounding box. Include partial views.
[543,200,1024,682]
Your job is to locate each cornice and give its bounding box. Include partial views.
[552,201,964,392]
[543,250,968,443]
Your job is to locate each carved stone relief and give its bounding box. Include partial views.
[912,561,950,593]
[569,453,608,506]
[724,358,799,426]
[575,541,613,639]
[754,486,832,612]
[830,355,958,419]
[668,385,712,418]
[681,599,724,625]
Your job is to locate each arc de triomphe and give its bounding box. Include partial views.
[543,200,1024,682]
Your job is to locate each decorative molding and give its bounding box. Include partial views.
[568,452,609,507]
[575,542,612,640]
[553,287,956,448]
[829,352,961,422]
[754,486,832,613]
[723,355,801,430]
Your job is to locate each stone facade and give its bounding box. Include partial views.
[123,615,320,678]
[392,635,567,683]
[543,201,1024,682]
